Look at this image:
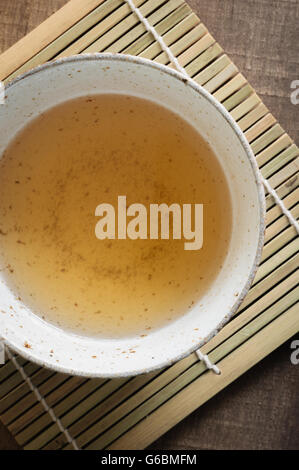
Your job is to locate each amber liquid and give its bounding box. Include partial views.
[0,94,232,338]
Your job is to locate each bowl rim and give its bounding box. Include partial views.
[1,53,265,377]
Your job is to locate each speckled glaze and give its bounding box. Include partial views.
[0,54,265,377]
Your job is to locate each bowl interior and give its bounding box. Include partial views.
[0,54,264,377]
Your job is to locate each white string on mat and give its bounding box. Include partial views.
[125,0,189,78]
[4,346,80,450]
[195,349,220,375]
[125,0,299,373]
[262,176,299,234]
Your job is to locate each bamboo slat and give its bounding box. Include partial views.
[223,84,253,111]
[109,302,298,449]
[266,189,299,225]
[252,124,285,155]
[23,378,130,449]
[204,63,238,94]
[241,252,298,309]
[0,0,106,80]
[265,178,297,210]
[0,371,69,423]
[0,357,27,383]
[194,54,230,86]
[40,373,164,450]
[59,0,147,57]
[245,114,276,143]
[63,283,298,450]
[5,0,124,82]
[12,377,104,438]
[0,0,298,451]
[123,4,193,56]
[0,363,40,400]
[106,0,189,54]
[44,372,160,450]
[88,300,299,449]
[265,206,299,243]
[213,73,247,102]
[261,144,298,179]
[268,157,299,189]
[185,42,222,75]
[254,239,299,285]
[0,368,56,417]
[137,13,202,58]
[236,102,267,130]
[257,134,294,167]
[83,0,167,53]
[262,226,297,262]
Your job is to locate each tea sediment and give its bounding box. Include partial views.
[0,94,232,338]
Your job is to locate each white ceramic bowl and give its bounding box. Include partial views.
[0,54,265,377]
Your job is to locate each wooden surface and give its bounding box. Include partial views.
[0,0,298,450]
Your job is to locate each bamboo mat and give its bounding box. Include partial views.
[0,0,298,451]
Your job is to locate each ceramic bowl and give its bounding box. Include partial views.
[0,54,265,377]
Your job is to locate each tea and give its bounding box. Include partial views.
[0,94,232,338]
